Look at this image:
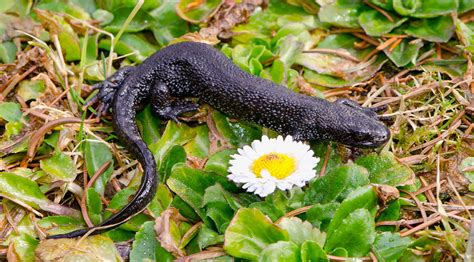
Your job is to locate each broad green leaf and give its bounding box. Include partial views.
[17,79,46,101]
[103,188,150,231]
[150,0,189,46]
[258,241,300,262]
[176,0,223,23]
[0,172,50,209]
[392,0,419,16]
[198,225,224,249]
[0,41,17,63]
[204,149,237,177]
[411,0,458,18]
[38,216,84,236]
[84,137,113,195]
[384,38,423,67]
[40,151,77,182]
[355,151,415,186]
[376,199,401,231]
[203,184,241,233]
[35,0,90,19]
[224,208,289,260]
[459,157,474,182]
[0,102,22,122]
[35,9,81,61]
[300,240,328,262]
[277,217,326,246]
[304,164,369,205]
[99,33,158,62]
[325,208,376,257]
[318,3,366,28]
[95,0,160,11]
[211,111,262,147]
[167,164,236,218]
[150,121,196,168]
[158,145,186,182]
[92,9,114,25]
[326,186,377,241]
[183,124,209,158]
[9,234,39,262]
[86,188,103,225]
[359,9,408,36]
[130,221,174,262]
[35,235,122,261]
[459,0,474,13]
[80,33,99,67]
[148,184,174,217]
[104,8,155,33]
[136,104,161,145]
[373,232,411,262]
[405,16,455,42]
[306,202,340,231]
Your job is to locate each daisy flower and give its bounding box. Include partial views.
[227,135,320,197]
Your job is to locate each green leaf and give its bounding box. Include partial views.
[84,137,113,195]
[167,164,236,218]
[459,157,474,183]
[17,80,46,101]
[359,9,408,37]
[318,3,366,28]
[373,232,411,262]
[0,102,22,122]
[86,188,103,225]
[324,208,376,257]
[304,164,369,205]
[159,145,186,182]
[203,184,240,233]
[80,33,99,67]
[277,217,326,246]
[392,0,419,16]
[176,0,223,23]
[224,208,289,260]
[150,121,196,168]
[136,104,161,145]
[0,41,17,63]
[411,0,459,18]
[130,221,174,262]
[383,38,423,67]
[103,188,150,231]
[204,149,236,177]
[98,33,159,62]
[0,172,49,209]
[326,186,377,241]
[9,234,39,262]
[148,184,173,217]
[211,111,262,147]
[183,124,209,158]
[35,0,91,19]
[376,199,401,231]
[355,151,415,186]
[38,216,84,235]
[405,16,455,42]
[306,202,340,231]
[150,0,189,46]
[459,0,474,13]
[40,151,77,182]
[258,241,300,262]
[198,225,224,249]
[104,8,155,33]
[35,235,122,261]
[300,240,328,262]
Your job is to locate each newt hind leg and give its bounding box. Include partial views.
[151,83,199,122]
[88,66,135,115]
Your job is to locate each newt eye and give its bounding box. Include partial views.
[354,132,368,141]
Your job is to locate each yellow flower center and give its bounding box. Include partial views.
[251,152,297,180]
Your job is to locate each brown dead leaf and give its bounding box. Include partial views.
[154,207,189,258]
[373,184,400,211]
[200,0,268,39]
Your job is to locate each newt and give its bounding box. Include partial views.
[47,41,390,239]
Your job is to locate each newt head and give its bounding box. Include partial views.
[303,100,391,148]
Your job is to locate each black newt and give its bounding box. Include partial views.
[48,41,390,239]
